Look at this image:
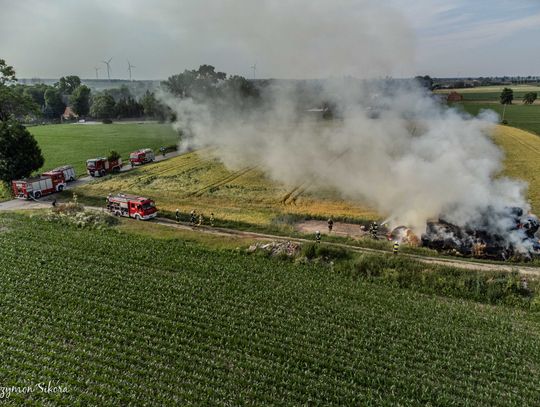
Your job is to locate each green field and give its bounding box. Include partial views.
[436,85,540,102]
[457,103,540,136]
[0,213,539,405]
[29,123,179,175]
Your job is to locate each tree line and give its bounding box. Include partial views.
[11,75,170,122]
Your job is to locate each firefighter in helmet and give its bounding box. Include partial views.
[315,230,321,244]
[369,221,379,239]
[175,209,181,223]
[190,210,196,226]
[393,240,399,255]
[198,213,204,227]
[210,212,215,227]
[327,217,334,233]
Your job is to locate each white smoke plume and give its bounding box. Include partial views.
[161,0,530,241]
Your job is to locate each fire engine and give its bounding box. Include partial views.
[86,157,122,177]
[12,173,67,199]
[106,193,158,220]
[129,148,155,166]
[42,165,76,182]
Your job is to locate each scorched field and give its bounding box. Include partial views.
[0,213,539,405]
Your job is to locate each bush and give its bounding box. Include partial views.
[108,150,121,161]
[43,201,118,229]
[102,118,113,124]
[301,243,317,260]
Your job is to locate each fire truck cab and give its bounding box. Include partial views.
[12,173,66,199]
[129,148,155,167]
[106,193,157,220]
[43,165,76,182]
[86,157,122,177]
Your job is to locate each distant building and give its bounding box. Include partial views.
[61,106,79,121]
[447,91,463,102]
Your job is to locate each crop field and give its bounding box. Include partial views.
[494,126,540,212]
[29,122,178,175]
[75,149,378,225]
[74,124,540,228]
[0,213,539,405]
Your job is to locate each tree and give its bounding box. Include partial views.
[0,119,44,184]
[57,75,81,95]
[523,92,537,105]
[43,88,66,119]
[22,84,49,108]
[140,90,158,117]
[415,75,433,90]
[500,87,514,105]
[90,93,116,119]
[0,59,38,120]
[69,85,91,116]
[140,90,171,121]
[115,96,143,118]
[162,65,227,100]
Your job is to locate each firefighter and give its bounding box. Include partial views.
[160,146,166,157]
[370,221,379,239]
[327,217,334,233]
[210,212,215,227]
[198,213,204,226]
[393,241,399,255]
[190,210,196,225]
[315,230,321,244]
[175,209,181,223]
[51,199,57,207]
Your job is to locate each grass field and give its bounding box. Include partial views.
[1,213,539,405]
[75,149,378,226]
[458,103,540,136]
[29,122,178,175]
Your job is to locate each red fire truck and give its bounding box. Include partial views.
[106,193,158,220]
[86,157,122,177]
[12,173,67,199]
[42,165,76,182]
[129,148,155,167]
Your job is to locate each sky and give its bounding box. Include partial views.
[1,0,539,80]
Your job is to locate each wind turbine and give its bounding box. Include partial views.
[250,63,257,80]
[101,58,112,80]
[94,66,100,79]
[127,60,136,81]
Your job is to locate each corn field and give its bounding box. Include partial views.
[0,213,539,405]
